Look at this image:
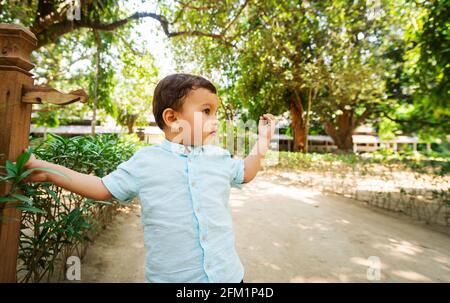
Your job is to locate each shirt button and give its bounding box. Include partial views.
[196,207,200,213]
[202,235,206,241]
[192,181,196,187]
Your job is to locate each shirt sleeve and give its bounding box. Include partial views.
[230,155,245,189]
[101,152,141,204]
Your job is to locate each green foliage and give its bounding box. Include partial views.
[269,149,450,177]
[87,31,130,120]
[0,148,68,214]
[1,1,160,130]
[377,117,399,141]
[382,0,450,140]
[114,39,159,129]
[168,0,448,145]
[415,0,450,110]
[168,1,399,142]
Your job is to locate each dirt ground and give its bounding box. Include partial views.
[74,172,450,282]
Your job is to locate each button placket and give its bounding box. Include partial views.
[186,150,210,278]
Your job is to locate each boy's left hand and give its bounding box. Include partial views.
[258,113,276,143]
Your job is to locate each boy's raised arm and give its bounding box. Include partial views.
[23,154,113,201]
[243,113,276,183]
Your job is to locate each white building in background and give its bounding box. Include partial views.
[30,114,165,145]
[271,124,438,153]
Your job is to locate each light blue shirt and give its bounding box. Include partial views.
[101,138,246,282]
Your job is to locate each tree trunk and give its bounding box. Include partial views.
[290,93,307,152]
[128,125,134,134]
[323,108,370,153]
[304,88,315,153]
[91,31,101,135]
[126,114,138,134]
[127,119,134,134]
[324,110,354,153]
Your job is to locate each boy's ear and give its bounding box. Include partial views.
[162,108,179,129]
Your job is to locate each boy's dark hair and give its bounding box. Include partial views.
[152,73,217,130]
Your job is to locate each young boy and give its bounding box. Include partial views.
[23,73,275,283]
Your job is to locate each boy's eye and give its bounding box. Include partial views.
[203,108,211,115]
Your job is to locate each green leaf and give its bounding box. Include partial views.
[18,167,70,182]
[86,199,113,206]
[44,186,61,206]
[0,175,14,182]
[10,193,32,205]
[5,160,17,177]
[0,196,17,203]
[12,204,47,215]
[15,151,31,172]
[48,133,68,146]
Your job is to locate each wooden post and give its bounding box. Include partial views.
[0,24,37,283]
[0,24,87,283]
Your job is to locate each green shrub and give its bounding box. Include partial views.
[0,133,144,282]
[266,150,449,176]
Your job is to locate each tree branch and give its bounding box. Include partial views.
[174,0,218,11]
[381,111,442,127]
[31,0,70,35]
[354,107,372,128]
[171,0,194,24]
[222,0,250,34]
[292,89,304,114]
[35,11,234,48]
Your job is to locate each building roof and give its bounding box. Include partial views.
[30,125,164,135]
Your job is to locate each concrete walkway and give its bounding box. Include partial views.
[76,173,450,282]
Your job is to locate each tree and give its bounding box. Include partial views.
[0,0,240,130]
[313,0,391,152]
[163,0,449,152]
[169,0,333,152]
[415,0,450,111]
[319,60,385,152]
[169,0,399,152]
[115,41,158,133]
[0,0,237,48]
[382,0,449,142]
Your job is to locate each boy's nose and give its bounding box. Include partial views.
[204,119,218,132]
[211,119,219,130]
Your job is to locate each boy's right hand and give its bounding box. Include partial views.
[21,153,49,183]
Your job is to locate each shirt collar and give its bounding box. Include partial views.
[161,138,205,156]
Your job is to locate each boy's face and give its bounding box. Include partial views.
[170,87,219,146]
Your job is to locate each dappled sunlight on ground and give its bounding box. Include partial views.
[390,270,432,282]
[266,167,450,226]
[232,172,450,282]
